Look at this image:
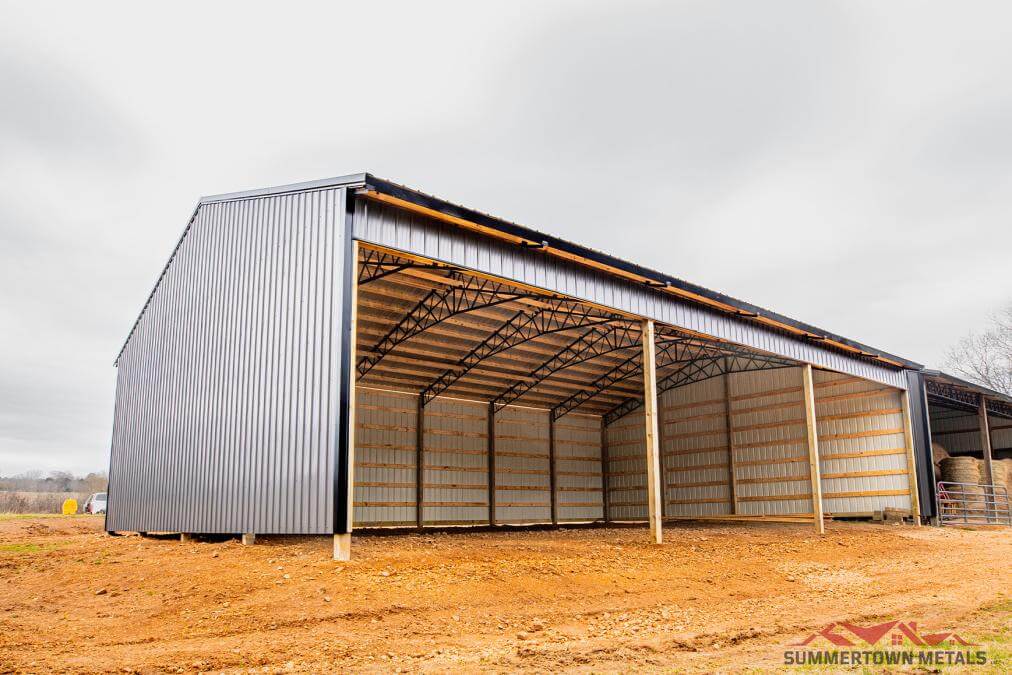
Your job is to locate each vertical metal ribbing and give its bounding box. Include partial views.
[487,402,496,526]
[416,395,425,529]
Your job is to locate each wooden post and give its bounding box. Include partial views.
[601,418,610,523]
[548,415,558,526]
[979,396,995,522]
[416,395,425,530]
[801,364,825,535]
[899,389,922,526]
[641,320,663,545]
[723,365,738,514]
[334,240,361,561]
[979,397,995,486]
[488,402,496,526]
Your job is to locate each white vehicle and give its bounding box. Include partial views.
[83,492,107,514]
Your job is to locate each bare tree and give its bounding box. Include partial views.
[945,303,1012,395]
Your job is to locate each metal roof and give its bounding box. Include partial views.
[118,172,924,370]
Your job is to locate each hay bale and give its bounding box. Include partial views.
[990,460,1008,488]
[939,457,984,515]
[931,442,950,464]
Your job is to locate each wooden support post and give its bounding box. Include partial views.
[241,533,255,546]
[548,415,558,526]
[979,396,995,522]
[335,240,360,561]
[333,534,351,561]
[723,365,738,514]
[641,320,663,545]
[801,364,825,535]
[601,418,611,523]
[979,397,995,486]
[899,389,922,526]
[488,402,497,526]
[416,395,425,529]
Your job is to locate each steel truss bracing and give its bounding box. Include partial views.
[547,336,691,420]
[489,321,640,412]
[602,351,796,426]
[419,300,627,405]
[357,275,538,378]
[925,380,982,412]
[358,248,454,286]
[986,398,1012,420]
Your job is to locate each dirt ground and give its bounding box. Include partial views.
[0,515,1009,673]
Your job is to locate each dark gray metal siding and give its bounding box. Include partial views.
[351,200,907,390]
[108,187,348,534]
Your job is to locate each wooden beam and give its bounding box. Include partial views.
[723,365,738,515]
[601,419,611,523]
[416,395,425,529]
[899,389,922,527]
[642,319,663,545]
[979,396,995,522]
[488,402,497,526]
[548,416,558,526]
[801,364,825,535]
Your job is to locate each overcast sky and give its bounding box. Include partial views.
[1,1,1010,476]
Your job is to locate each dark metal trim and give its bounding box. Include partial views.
[334,189,356,535]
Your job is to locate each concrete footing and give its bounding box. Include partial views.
[180,533,194,543]
[333,534,351,561]
[241,533,256,546]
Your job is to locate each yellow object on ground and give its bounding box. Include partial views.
[61,498,77,515]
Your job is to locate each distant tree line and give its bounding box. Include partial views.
[0,470,108,494]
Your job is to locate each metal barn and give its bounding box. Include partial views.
[107,173,1009,558]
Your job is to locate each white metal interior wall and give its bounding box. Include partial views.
[727,368,814,517]
[992,417,1012,453]
[813,371,912,514]
[109,187,346,535]
[422,397,489,525]
[494,406,551,524]
[554,413,605,522]
[928,408,983,455]
[353,387,417,526]
[661,377,733,517]
[351,199,907,390]
[605,411,648,521]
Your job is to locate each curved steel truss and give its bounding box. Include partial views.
[357,274,538,378]
[419,300,627,405]
[489,321,640,412]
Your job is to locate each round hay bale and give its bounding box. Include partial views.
[990,460,1008,488]
[939,457,983,515]
[931,442,949,464]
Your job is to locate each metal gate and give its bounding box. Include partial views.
[935,481,1012,526]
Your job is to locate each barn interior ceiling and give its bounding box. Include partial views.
[354,245,801,423]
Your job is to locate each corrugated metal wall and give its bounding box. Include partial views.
[108,187,347,534]
[351,200,907,390]
[354,387,417,526]
[728,368,813,516]
[813,371,911,514]
[494,406,552,524]
[605,411,648,521]
[422,397,489,525]
[929,407,982,455]
[555,413,605,522]
[991,416,1012,453]
[661,377,733,517]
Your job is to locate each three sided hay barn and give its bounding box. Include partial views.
[107,173,1012,558]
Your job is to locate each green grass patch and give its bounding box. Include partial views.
[0,541,65,554]
[0,512,101,521]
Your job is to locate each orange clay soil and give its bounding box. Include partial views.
[0,515,1009,673]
